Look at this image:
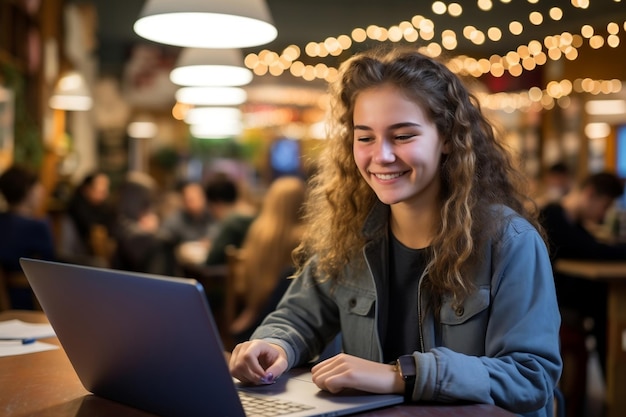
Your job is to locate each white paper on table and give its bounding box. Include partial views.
[0,319,56,340]
[0,340,58,357]
[0,320,59,357]
[0,319,58,357]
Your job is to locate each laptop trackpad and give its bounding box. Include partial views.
[236,369,403,417]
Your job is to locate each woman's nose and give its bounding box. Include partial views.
[373,139,396,163]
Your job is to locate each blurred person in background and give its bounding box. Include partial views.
[110,172,175,276]
[229,176,307,342]
[539,172,626,413]
[540,172,626,262]
[160,180,215,265]
[0,165,55,309]
[65,171,114,258]
[204,173,257,266]
[533,162,574,209]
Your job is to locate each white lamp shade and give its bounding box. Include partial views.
[585,99,626,116]
[585,122,611,139]
[128,121,158,138]
[134,0,278,48]
[176,86,247,106]
[170,48,253,86]
[184,107,242,125]
[49,71,93,111]
[190,120,243,138]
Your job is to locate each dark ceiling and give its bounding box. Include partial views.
[87,0,626,80]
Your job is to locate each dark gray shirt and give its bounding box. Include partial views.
[382,232,428,363]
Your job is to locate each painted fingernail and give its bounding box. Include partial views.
[260,372,274,384]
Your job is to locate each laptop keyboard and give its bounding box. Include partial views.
[238,391,315,416]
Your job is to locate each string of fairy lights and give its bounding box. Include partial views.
[243,0,625,111]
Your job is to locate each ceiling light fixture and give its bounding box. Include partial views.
[134,0,278,48]
[128,121,158,139]
[585,99,626,115]
[190,120,243,138]
[49,71,93,111]
[585,122,611,139]
[175,86,247,106]
[170,48,253,87]
[184,107,242,125]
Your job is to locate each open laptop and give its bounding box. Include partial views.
[20,258,403,417]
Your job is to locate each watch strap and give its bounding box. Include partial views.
[396,354,416,402]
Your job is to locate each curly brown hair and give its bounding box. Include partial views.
[293,46,541,303]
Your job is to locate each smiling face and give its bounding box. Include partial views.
[352,83,448,209]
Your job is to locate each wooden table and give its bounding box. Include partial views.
[554,259,626,417]
[0,311,515,417]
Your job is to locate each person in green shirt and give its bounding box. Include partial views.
[204,173,256,266]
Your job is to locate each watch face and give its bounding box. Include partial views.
[398,355,416,378]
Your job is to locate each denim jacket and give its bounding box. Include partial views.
[252,203,562,417]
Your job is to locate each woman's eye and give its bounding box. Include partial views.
[395,134,415,140]
[355,136,373,142]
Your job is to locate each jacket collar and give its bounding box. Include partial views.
[362,200,390,240]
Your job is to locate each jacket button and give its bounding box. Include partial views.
[455,307,464,317]
[349,298,357,308]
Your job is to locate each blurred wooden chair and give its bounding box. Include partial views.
[90,224,116,264]
[559,310,588,417]
[0,268,41,311]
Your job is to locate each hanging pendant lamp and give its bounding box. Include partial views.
[49,70,93,111]
[170,48,253,87]
[188,107,243,138]
[184,107,242,125]
[190,120,243,138]
[134,0,278,48]
[175,86,247,106]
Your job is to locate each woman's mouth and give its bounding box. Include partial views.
[371,171,408,180]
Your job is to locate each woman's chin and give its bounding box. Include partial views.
[375,194,403,206]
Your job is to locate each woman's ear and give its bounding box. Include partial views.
[442,138,452,155]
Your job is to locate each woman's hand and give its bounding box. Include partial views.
[229,340,289,385]
[311,353,404,394]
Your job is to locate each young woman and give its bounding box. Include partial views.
[229,47,562,417]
